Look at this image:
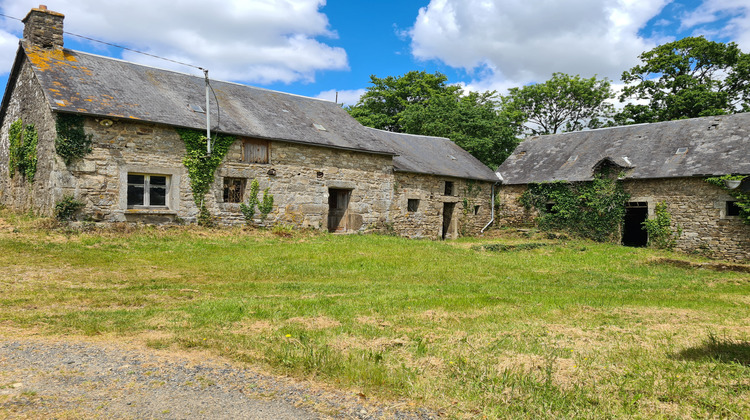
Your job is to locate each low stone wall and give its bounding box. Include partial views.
[497,179,750,262]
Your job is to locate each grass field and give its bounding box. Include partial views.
[1,211,749,418]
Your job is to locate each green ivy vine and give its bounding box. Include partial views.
[8,118,38,182]
[176,128,236,226]
[642,202,681,249]
[705,174,750,224]
[55,113,92,164]
[240,179,274,226]
[519,176,629,242]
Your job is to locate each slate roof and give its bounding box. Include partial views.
[498,113,750,185]
[366,128,499,182]
[14,44,395,155]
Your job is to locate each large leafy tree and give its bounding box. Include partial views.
[346,71,518,168]
[617,36,750,124]
[501,73,614,136]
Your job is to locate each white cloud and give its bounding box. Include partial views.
[680,0,750,50]
[315,88,366,107]
[0,0,347,83]
[409,0,671,92]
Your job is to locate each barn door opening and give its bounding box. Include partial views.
[622,202,648,247]
[442,202,455,240]
[328,188,351,233]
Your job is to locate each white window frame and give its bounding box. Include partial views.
[127,173,171,209]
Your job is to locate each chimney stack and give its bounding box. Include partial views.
[22,5,65,50]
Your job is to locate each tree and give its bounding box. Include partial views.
[346,71,518,168]
[617,36,750,124]
[346,71,460,132]
[501,73,614,136]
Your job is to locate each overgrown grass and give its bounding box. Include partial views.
[1,214,749,418]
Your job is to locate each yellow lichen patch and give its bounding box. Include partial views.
[25,47,76,72]
[77,108,88,113]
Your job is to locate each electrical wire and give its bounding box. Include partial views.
[1,10,223,131]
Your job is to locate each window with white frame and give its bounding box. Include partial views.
[127,174,169,208]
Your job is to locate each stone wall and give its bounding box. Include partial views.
[0,57,62,215]
[624,178,749,262]
[391,172,493,239]
[63,117,395,231]
[498,179,750,262]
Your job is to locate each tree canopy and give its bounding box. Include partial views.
[501,73,614,136]
[346,71,518,168]
[617,36,750,124]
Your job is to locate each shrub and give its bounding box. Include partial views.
[642,201,681,249]
[54,195,85,221]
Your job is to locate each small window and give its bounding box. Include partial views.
[444,181,454,196]
[407,199,419,212]
[223,178,246,203]
[473,205,480,215]
[545,202,556,213]
[727,201,741,216]
[243,139,270,164]
[127,174,169,208]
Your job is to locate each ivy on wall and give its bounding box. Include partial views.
[519,176,629,242]
[642,201,681,249]
[7,118,38,182]
[55,113,92,164]
[176,128,236,226]
[240,178,274,226]
[705,175,750,224]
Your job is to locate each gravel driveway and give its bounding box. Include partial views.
[0,335,437,419]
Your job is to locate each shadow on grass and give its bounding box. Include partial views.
[674,334,750,366]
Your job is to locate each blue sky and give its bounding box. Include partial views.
[1,0,749,106]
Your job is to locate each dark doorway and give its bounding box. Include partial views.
[328,188,351,233]
[622,202,648,247]
[442,202,455,240]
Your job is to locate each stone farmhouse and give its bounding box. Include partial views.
[497,113,750,261]
[0,6,499,239]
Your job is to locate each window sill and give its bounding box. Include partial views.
[125,208,177,215]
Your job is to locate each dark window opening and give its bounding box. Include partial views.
[243,139,270,164]
[407,199,419,212]
[127,174,168,208]
[444,181,454,196]
[223,178,246,203]
[545,202,556,213]
[727,201,741,217]
[473,205,480,215]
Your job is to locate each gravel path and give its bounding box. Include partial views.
[0,336,438,419]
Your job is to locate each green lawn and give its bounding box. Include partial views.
[1,213,749,418]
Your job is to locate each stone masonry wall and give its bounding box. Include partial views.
[0,57,61,215]
[498,179,750,262]
[391,173,493,239]
[624,178,750,262]
[60,117,395,231]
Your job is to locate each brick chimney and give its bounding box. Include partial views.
[22,5,65,50]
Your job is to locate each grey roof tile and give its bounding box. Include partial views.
[498,113,750,184]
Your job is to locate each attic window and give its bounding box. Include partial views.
[448,154,457,160]
[675,147,688,155]
[567,155,578,162]
[517,151,527,157]
[313,123,327,131]
[189,104,205,114]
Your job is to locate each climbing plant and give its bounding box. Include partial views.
[642,201,681,249]
[705,174,750,224]
[8,119,22,178]
[7,118,38,182]
[176,128,236,226]
[240,178,274,225]
[519,176,629,242]
[55,113,92,164]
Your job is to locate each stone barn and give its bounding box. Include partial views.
[497,113,750,262]
[0,6,499,239]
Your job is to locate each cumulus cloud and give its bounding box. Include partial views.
[0,0,347,83]
[315,88,366,107]
[409,0,671,93]
[680,0,750,49]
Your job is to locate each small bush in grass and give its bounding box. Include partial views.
[54,195,84,221]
